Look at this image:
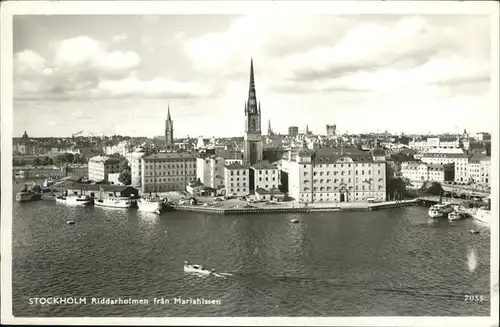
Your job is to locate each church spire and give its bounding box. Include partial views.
[268,119,273,136]
[167,103,172,121]
[246,58,258,114]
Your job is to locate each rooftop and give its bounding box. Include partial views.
[225,162,251,170]
[143,152,196,160]
[312,147,373,163]
[251,161,278,170]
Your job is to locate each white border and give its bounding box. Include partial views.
[1,1,498,326]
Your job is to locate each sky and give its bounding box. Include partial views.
[13,14,494,138]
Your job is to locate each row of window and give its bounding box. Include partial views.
[304,163,383,169]
[144,163,195,169]
[258,177,276,182]
[144,170,195,176]
[305,169,382,176]
[302,185,384,192]
[227,188,248,193]
[229,170,247,176]
[143,177,187,183]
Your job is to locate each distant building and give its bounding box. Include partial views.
[288,126,299,138]
[224,163,250,197]
[88,155,121,182]
[474,132,491,142]
[141,152,196,193]
[409,137,460,152]
[420,153,468,182]
[104,140,129,156]
[326,124,337,137]
[401,162,454,185]
[470,156,491,185]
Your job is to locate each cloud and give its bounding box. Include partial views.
[54,36,141,70]
[183,15,490,98]
[112,33,128,42]
[93,76,212,99]
[16,49,46,72]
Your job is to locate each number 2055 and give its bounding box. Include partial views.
[464,294,484,302]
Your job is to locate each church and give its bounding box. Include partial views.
[243,59,264,165]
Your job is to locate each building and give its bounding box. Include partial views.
[141,152,196,193]
[104,140,129,156]
[409,137,460,152]
[288,126,299,138]
[224,163,251,197]
[420,153,468,182]
[267,119,274,136]
[326,124,337,137]
[250,161,280,192]
[468,158,481,183]
[186,179,204,196]
[288,147,387,203]
[243,59,263,165]
[88,155,121,182]
[165,105,174,150]
[196,150,244,190]
[401,162,454,185]
[125,148,146,188]
[474,132,491,142]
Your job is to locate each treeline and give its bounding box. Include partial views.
[13,153,88,167]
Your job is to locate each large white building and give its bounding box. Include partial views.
[141,152,196,193]
[287,147,387,203]
[224,163,250,196]
[420,153,468,182]
[104,140,130,156]
[196,151,244,190]
[250,161,280,191]
[88,155,121,182]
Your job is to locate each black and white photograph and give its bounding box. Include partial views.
[1,1,498,325]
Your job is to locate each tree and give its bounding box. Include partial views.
[119,159,130,172]
[42,156,53,166]
[118,169,131,185]
[33,157,42,167]
[72,153,86,164]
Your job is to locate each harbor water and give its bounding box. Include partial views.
[11,184,490,317]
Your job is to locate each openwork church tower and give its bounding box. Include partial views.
[243,59,263,165]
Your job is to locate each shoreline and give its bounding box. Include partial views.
[35,192,421,214]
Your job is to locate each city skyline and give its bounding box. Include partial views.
[14,14,493,138]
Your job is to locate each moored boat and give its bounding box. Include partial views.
[137,198,165,213]
[183,261,222,277]
[55,195,92,206]
[471,207,491,226]
[428,203,453,219]
[94,197,132,208]
[448,211,465,222]
[15,190,42,202]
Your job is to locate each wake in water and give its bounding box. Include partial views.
[467,248,478,273]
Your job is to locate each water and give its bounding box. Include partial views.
[11,184,490,317]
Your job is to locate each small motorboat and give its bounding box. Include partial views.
[469,229,480,234]
[428,204,454,219]
[66,220,75,225]
[183,261,222,277]
[291,219,300,223]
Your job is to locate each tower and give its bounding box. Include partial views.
[243,58,263,165]
[165,104,174,150]
[268,119,274,136]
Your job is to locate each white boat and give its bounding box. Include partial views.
[137,198,164,213]
[448,211,465,222]
[428,203,454,219]
[94,198,132,208]
[183,261,221,277]
[472,207,491,226]
[291,219,300,223]
[55,195,92,206]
